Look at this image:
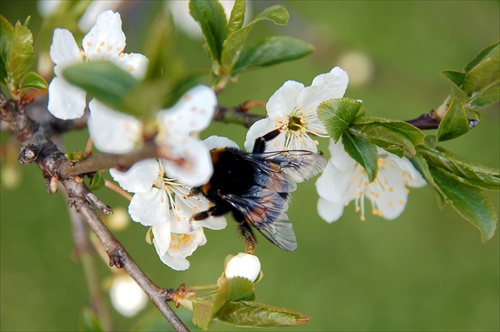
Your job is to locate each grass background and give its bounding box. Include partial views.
[1,1,499,331]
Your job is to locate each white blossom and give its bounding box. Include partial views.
[109,274,147,317]
[110,158,226,270]
[316,137,427,222]
[48,10,148,120]
[245,67,349,152]
[224,253,261,282]
[90,85,217,187]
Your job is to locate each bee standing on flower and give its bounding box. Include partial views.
[189,129,327,253]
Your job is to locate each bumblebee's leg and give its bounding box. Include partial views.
[253,128,282,153]
[238,222,257,254]
[191,205,230,221]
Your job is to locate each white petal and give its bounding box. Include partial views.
[152,222,172,257]
[393,156,427,188]
[317,197,344,223]
[157,229,207,271]
[160,254,191,271]
[328,137,357,170]
[50,29,82,76]
[88,99,141,153]
[129,189,169,226]
[159,136,213,187]
[285,132,318,152]
[266,80,304,117]
[78,1,122,32]
[109,159,160,193]
[174,194,227,231]
[315,162,354,203]
[203,135,239,150]
[225,253,261,282]
[244,117,284,152]
[297,66,349,110]
[47,77,87,119]
[82,10,126,61]
[159,85,216,134]
[113,52,149,79]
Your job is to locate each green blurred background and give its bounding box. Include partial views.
[1,1,499,331]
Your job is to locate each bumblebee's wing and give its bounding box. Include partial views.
[243,155,298,193]
[252,150,327,184]
[221,187,297,252]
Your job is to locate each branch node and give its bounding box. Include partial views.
[163,284,188,308]
[87,192,113,215]
[18,144,39,164]
[109,249,125,268]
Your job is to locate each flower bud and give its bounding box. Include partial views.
[224,253,261,282]
[109,274,147,317]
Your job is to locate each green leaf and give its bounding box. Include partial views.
[440,70,467,101]
[189,0,227,65]
[0,15,14,83]
[417,143,499,190]
[192,297,215,330]
[19,71,48,90]
[352,117,425,156]
[216,301,311,328]
[462,55,500,97]
[226,0,246,35]
[212,277,254,316]
[469,79,500,108]
[429,165,497,242]
[5,20,34,87]
[317,98,362,141]
[465,41,500,72]
[342,131,378,182]
[88,172,105,191]
[62,61,139,112]
[232,36,314,74]
[220,5,289,75]
[437,98,469,141]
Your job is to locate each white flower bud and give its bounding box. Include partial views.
[110,275,147,317]
[224,253,261,282]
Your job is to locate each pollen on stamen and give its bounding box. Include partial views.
[307,106,313,111]
[389,187,394,193]
[372,208,378,215]
[100,41,105,46]
[86,41,93,47]
[364,181,369,187]
[274,140,280,147]
[107,45,113,51]
[192,206,197,212]
[183,93,192,101]
[404,188,410,194]
[301,112,309,117]
[128,65,135,72]
[398,199,404,205]
[314,139,319,145]
[97,47,101,54]
[388,201,394,207]
[117,47,124,52]
[360,215,366,221]
[129,52,135,57]
[79,50,85,58]
[119,53,125,58]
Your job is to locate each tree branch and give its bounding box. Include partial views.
[1,93,189,332]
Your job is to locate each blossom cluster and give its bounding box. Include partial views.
[46,9,426,274]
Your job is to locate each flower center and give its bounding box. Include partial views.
[169,233,194,250]
[287,115,305,131]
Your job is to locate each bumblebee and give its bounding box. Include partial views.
[190,129,327,253]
